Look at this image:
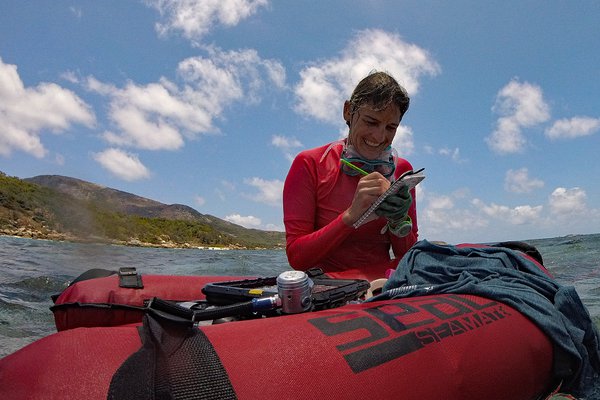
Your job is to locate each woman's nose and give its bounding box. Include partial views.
[372,125,386,141]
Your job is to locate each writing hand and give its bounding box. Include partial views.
[342,172,390,225]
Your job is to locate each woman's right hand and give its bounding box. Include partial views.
[342,172,390,225]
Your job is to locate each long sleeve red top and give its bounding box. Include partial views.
[283,140,418,281]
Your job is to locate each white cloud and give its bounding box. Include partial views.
[194,195,206,207]
[178,47,286,105]
[69,6,82,19]
[428,194,454,210]
[93,148,151,181]
[214,188,226,202]
[54,154,65,166]
[271,135,302,151]
[472,198,543,225]
[421,144,466,163]
[224,213,262,228]
[419,184,597,243]
[486,79,550,154]
[220,180,236,191]
[88,78,205,150]
[214,180,235,202]
[420,193,488,239]
[392,125,415,157]
[423,145,434,155]
[545,116,600,140]
[549,187,587,215]
[416,183,600,243]
[86,47,285,151]
[0,58,95,158]
[243,177,283,206]
[272,134,303,161]
[146,0,269,43]
[438,147,465,163]
[294,29,440,125]
[504,168,544,194]
[264,223,284,232]
[60,70,79,84]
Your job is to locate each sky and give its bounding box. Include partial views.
[1,1,599,244]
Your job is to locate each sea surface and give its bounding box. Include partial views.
[0,234,599,360]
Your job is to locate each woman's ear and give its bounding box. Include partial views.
[343,101,352,127]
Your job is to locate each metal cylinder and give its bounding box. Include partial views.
[276,271,313,314]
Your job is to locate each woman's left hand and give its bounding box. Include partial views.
[374,184,412,222]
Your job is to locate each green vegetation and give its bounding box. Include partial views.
[0,172,63,230]
[0,172,284,249]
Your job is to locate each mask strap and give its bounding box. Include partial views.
[320,139,345,163]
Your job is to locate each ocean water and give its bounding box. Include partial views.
[0,234,599,360]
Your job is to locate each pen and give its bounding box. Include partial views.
[340,158,369,176]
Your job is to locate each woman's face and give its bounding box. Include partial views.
[344,101,401,160]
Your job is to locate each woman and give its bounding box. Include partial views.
[283,71,418,281]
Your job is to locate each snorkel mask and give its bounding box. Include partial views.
[341,142,396,179]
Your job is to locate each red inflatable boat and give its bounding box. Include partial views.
[0,243,560,399]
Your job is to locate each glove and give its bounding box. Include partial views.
[374,185,413,237]
[374,184,412,221]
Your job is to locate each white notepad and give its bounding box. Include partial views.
[352,168,425,229]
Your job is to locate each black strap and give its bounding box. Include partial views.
[52,268,143,304]
[306,267,327,279]
[119,267,144,289]
[108,312,237,400]
[52,268,117,303]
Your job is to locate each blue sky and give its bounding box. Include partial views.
[1,1,599,243]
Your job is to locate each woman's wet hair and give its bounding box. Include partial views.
[347,71,410,120]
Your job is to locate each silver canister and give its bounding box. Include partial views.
[276,271,313,314]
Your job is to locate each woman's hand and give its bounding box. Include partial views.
[374,184,413,237]
[374,184,412,221]
[342,172,390,225]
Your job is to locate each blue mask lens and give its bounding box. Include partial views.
[341,157,396,178]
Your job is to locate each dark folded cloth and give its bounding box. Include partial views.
[370,240,600,397]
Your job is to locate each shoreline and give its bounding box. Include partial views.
[0,228,280,251]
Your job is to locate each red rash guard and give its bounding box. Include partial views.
[283,140,418,281]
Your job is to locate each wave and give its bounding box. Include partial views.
[2,276,68,302]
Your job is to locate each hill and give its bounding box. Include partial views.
[0,172,285,249]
